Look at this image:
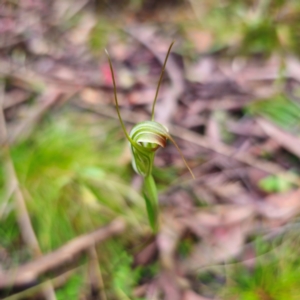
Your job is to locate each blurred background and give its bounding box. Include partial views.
[1,0,300,299]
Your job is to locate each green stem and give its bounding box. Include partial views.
[142,175,159,232]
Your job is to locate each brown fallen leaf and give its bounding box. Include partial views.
[158,270,184,300]
[127,87,157,105]
[183,290,216,300]
[206,112,221,144]
[185,205,255,230]
[182,205,254,272]
[185,57,218,83]
[258,188,300,221]
[68,12,96,45]
[80,88,108,105]
[133,284,149,298]
[186,30,214,53]
[133,240,157,266]
[257,118,300,159]
[3,90,30,110]
[205,180,250,204]
[286,56,300,82]
[157,212,186,270]
[227,118,265,138]
[248,168,269,191]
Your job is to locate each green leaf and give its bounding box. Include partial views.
[246,95,300,132]
[142,175,158,232]
[259,174,294,193]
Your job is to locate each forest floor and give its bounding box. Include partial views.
[1,1,300,299]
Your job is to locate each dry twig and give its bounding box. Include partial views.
[2,267,82,300]
[87,246,108,300]
[0,218,125,288]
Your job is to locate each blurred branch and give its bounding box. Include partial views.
[87,247,107,300]
[3,267,82,300]
[0,218,125,289]
[0,84,57,299]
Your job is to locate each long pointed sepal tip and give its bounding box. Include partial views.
[151,41,175,121]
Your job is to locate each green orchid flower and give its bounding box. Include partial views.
[106,42,194,231]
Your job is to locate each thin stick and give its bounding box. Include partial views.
[151,42,174,121]
[87,247,107,300]
[0,219,125,288]
[3,267,82,300]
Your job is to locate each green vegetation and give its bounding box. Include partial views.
[2,0,300,298]
[222,234,300,300]
[0,111,153,298]
[8,113,146,250]
[246,94,300,133]
[56,273,83,300]
[183,0,300,56]
[258,173,295,193]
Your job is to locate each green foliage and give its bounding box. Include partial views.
[112,251,142,299]
[56,273,83,300]
[246,94,300,132]
[1,111,147,250]
[100,239,157,300]
[221,234,300,300]
[0,111,151,297]
[181,0,300,56]
[0,210,19,248]
[259,174,294,193]
[111,250,158,300]
[241,18,279,55]
[89,19,112,53]
[178,237,193,258]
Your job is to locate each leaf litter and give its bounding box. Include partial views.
[1,0,300,299]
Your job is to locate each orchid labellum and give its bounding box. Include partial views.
[106,42,194,231]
